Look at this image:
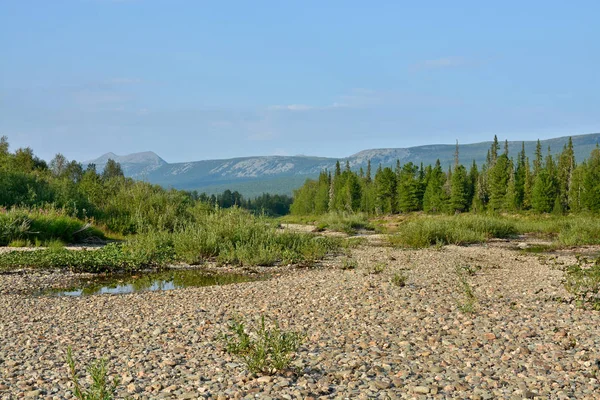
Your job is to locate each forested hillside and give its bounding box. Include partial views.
[291,136,600,215]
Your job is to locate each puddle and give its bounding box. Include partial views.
[41,269,265,297]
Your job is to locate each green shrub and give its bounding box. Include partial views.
[66,347,120,400]
[455,265,477,313]
[391,272,407,287]
[340,257,358,270]
[221,315,304,374]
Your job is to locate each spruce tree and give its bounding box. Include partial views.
[423,160,447,213]
[397,162,420,212]
[504,160,517,211]
[568,163,585,212]
[488,154,510,211]
[514,142,527,209]
[557,138,575,211]
[490,135,500,165]
[532,153,558,213]
[374,167,397,214]
[582,148,600,211]
[533,139,543,176]
[450,164,469,212]
[471,164,489,212]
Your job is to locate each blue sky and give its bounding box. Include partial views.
[1,1,599,163]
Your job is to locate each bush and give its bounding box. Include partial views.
[221,315,304,374]
[391,272,407,287]
[66,347,120,400]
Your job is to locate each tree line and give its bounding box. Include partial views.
[291,136,600,215]
[192,190,292,216]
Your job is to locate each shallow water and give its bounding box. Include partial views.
[42,269,264,297]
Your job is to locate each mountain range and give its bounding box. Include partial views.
[86,133,600,197]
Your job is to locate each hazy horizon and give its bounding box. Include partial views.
[2,1,599,163]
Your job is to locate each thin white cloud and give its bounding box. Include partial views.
[412,56,468,70]
[268,104,314,111]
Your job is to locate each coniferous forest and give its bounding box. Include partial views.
[291,136,600,216]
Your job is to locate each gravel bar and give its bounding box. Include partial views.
[1,244,599,399]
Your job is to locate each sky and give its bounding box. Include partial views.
[1,1,599,163]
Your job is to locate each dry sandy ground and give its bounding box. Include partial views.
[0,240,599,399]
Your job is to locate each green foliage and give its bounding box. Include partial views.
[340,257,358,270]
[0,208,340,272]
[389,214,517,248]
[370,262,385,274]
[564,256,600,310]
[488,154,510,211]
[66,347,120,400]
[449,164,470,212]
[455,266,477,313]
[582,148,600,212]
[532,169,558,213]
[391,272,408,287]
[374,166,397,214]
[288,135,600,216]
[221,315,304,374]
[0,208,104,246]
[422,160,447,213]
[397,162,421,212]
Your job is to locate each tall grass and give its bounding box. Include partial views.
[0,207,105,246]
[0,208,340,272]
[389,214,516,248]
[388,213,600,248]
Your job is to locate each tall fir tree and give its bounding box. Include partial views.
[450,164,470,212]
[423,160,447,212]
[397,162,420,212]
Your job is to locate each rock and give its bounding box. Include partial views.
[413,386,429,394]
[127,383,140,393]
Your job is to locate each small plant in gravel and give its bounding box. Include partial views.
[340,257,358,270]
[563,256,600,310]
[457,264,481,276]
[455,266,477,313]
[371,262,386,274]
[221,315,304,375]
[66,347,120,400]
[391,272,408,287]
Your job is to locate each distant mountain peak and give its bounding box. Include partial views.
[88,151,166,165]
